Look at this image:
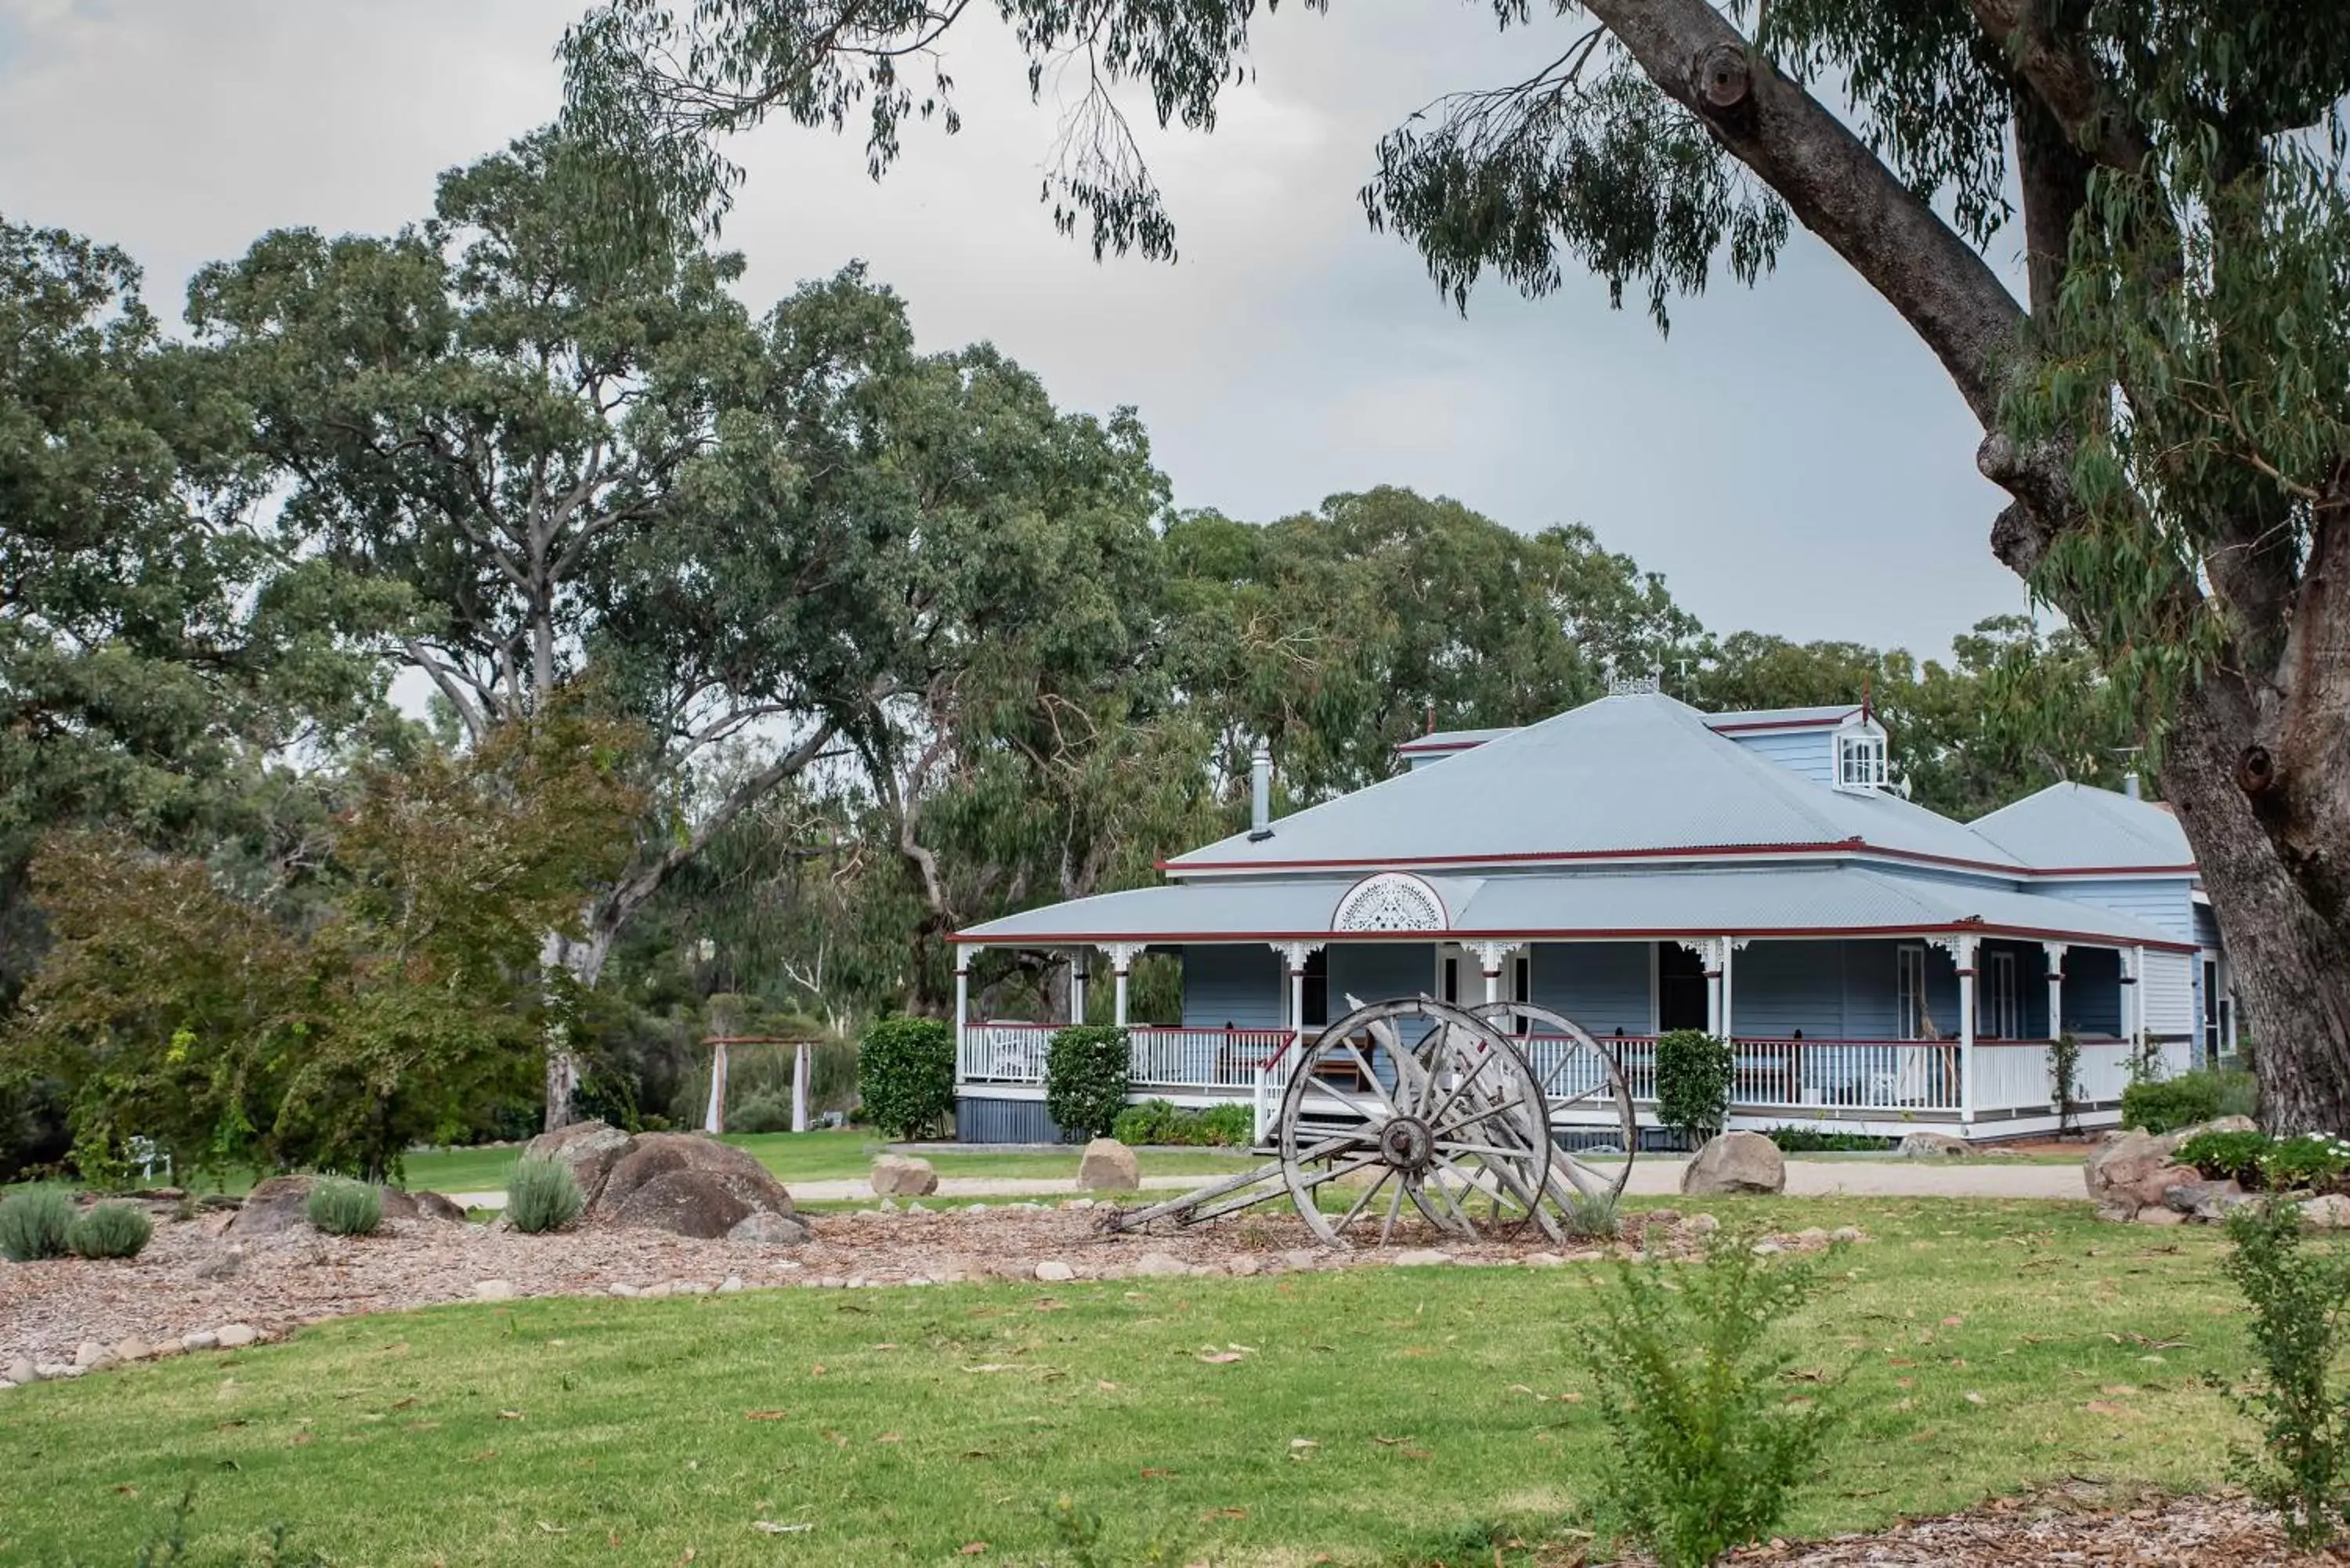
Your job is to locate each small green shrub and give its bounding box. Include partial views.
[2264,1135,2350,1195]
[66,1201,154,1259]
[2121,1068,2256,1133]
[2048,1031,2084,1134]
[2180,1129,2275,1185]
[1654,1030,1732,1146]
[2218,1198,2350,1546]
[1560,1185,1622,1241]
[1111,1098,1253,1147]
[728,1089,795,1134]
[858,1018,955,1140]
[1763,1127,1893,1153]
[0,1186,75,1262]
[305,1177,382,1237]
[1579,1229,1842,1567]
[1045,1025,1131,1140]
[0,1187,75,1262]
[504,1157,584,1234]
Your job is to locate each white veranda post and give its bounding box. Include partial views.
[1941,934,1980,1125]
[1070,948,1089,1027]
[791,1039,811,1133]
[2043,942,2067,1041]
[1676,938,1728,1037]
[1267,941,1321,1147]
[1100,943,1144,1030]
[953,946,975,1076]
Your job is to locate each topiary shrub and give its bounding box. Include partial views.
[859,1017,955,1140]
[66,1201,153,1259]
[306,1177,382,1237]
[1654,1030,1733,1147]
[0,1186,75,1262]
[1046,1026,1132,1140]
[504,1156,584,1234]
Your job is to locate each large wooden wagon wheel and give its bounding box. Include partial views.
[1275,997,1563,1248]
[1467,1000,1638,1204]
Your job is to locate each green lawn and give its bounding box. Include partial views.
[0,1198,2261,1566]
[150,1130,1257,1198]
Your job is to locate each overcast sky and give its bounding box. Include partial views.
[2,0,2039,656]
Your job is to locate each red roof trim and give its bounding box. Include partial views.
[1392,738,1489,754]
[950,919,2197,953]
[1702,710,1861,733]
[1160,839,2198,879]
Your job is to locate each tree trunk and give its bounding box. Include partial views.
[540,926,613,1133]
[2160,680,2350,1135]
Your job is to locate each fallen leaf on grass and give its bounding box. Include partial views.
[1141,1468,1176,1479]
[964,1364,1014,1374]
[875,1432,903,1444]
[2083,1400,2138,1417]
[497,1410,526,1422]
[958,1545,989,1555]
[389,1396,418,1411]
[744,1410,790,1421]
[750,1522,812,1535]
[1197,1352,1245,1364]
[536,1523,566,1535]
[1097,1380,1120,1391]
[1965,1392,1986,1405]
[1202,1508,1248,1521]
[811,1363,826,1376]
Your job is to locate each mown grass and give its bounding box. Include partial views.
[0,1198,2258,1566]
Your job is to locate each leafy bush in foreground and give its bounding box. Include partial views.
[1578,1229,1842,1567]
[66,1201,153,1259]
[305,1177,382,1237]
[2219,1198,2350,1547]
[858,1018,955,1140]
[504,1157,584,1234]
[2122,1068,2258,1134]
[0,1186,75,1262]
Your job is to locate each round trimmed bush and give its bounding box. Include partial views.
[306,1177,383,1237]
[859,1017,955,1140]
[66,1202,153,1259]
[1046,1025,1132,1140]
[505,1156,584,1234]
[0,1187,75,1263]
[1655,1029,1734,1146]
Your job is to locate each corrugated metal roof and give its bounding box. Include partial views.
[1970,782,2195,869]
[956,862,2186,948]
[1703,703,1863,730]
[1394,726,1520,753]
[1169,693,2019,873]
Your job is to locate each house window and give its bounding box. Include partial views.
[1978,951,2018,1039]
[1658,942,1708,1033]
[1896,944,1928,1039]
[1837,730,1888,791]
[1438,951,1462,1005]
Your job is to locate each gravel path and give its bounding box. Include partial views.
[452,1158,2084,1209]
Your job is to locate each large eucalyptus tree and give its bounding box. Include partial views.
[562,1,2350,1132]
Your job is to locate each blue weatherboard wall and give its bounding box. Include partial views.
[1329,943,1437,1011]
[2064,946,2124,1035]
[1177,945,1286,1029]
[1723,728,1835,787]
[1531,942,1651,1035]
[2040,877,2195,942]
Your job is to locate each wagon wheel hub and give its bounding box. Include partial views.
[1376,1115,1436,1174]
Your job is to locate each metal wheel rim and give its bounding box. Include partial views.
[1469,999,1638,1202]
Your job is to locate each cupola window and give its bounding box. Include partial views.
[1836,730,1887,792]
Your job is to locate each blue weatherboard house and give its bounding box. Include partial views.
[950,682,2235,1146]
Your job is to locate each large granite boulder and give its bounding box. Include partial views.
[226,1175,465,1237]
[1899,1130,1970,1160]
[2084,1125,2239,1219]
[870,1154,939,1198]
[522,1119,635,1206]
[1679,1132,1787,1197]
[1078,1137,1141,1192]
[591,1132,796,1240]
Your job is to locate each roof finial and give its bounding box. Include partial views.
[1425,701,1436,735]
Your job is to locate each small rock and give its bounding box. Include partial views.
[966,1203,989,1215]
[673,1281,712,1295]
[816,1276,846,1288]
[215,1324,259,1349]
[149,1338,185,1360]
[1133,1252,1189,1278]
[869,1154,940,1198]
[1687,1213,1720,1236]
[727,1212,813,1246]
[1034,1259,1076,1283]
[1062,1198,1095,1212]
[1389,1248,1454,1267]
[1524,1252,1567,1269]
[2094,1204,2138,1223]
[1830,1226,1864,1245]
[718,1277,744,1293]
[1078,1137,1142,1193]
[6,1357,34,1386]
[181,1330,220,1352]
[1681,1132,1787,1196]
[190,1245,244,1281]
[906,1201,930,1215]
[1281,1248,1325,1272]
[608,1283,641,1298]
[197,1212,236,1240]
[1752,1241,1784,1256]
[2300,1194,2350,1229]
[35,1364,76,1380]
[1899,1130,1970,1160]
[903,1276,932,1288]
[473,1280,518,1302]
[2135,1206,2187,1227]
[2164,1177,2243,1215]
[74,1342,112,1371]
[1226,1256,1262,1277]
[639,1282,674,1299]
[114,1336,152,1363]
[0,1379,14,1391]
[1795,1227,1831,1247]
[876,1197,898,1213]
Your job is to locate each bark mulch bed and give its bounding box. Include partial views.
[1711,1484,2350,1566]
